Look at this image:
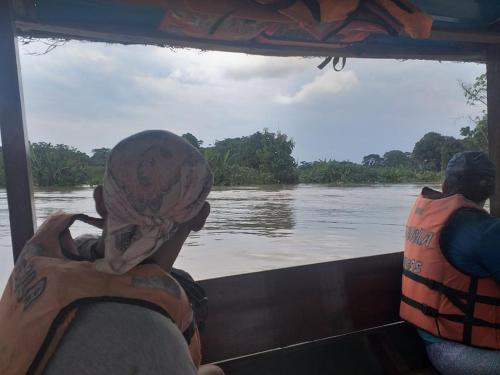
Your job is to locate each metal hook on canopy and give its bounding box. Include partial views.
[317,56,347,71]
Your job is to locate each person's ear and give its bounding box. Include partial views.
[189,202,210,232]
[93,185,107,218]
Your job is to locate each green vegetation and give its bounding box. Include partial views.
[0,74,486,187]
[30,143,90,186]
[29,144,109,187]
[460,73,487,152]
[298,161,441,184]
[0,128,471,188]
[200,130,298,185]
[87,148,111,186]
[412,132,466,171]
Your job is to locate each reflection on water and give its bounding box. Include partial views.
[0,184,437,289]
[201,186,296,238]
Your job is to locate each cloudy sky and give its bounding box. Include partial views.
[18,39,485,163]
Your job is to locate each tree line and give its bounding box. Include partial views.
[0,126,479,188]
[0,74,485,187]
[0,130,298,187]
[0,144,109,188]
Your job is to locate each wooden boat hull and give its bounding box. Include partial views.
[198,252,437,374]
[218,322,436,375]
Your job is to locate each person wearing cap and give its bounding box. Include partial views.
[0,130,224,375]
[400,151,500,374]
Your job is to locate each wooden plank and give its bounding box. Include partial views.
[199,252,403,363]
[217,322,436,375]
[431,29,500,44]
[0,0,36,261]
[14,21,486,62]
[488,45,500,216]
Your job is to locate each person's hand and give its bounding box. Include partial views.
[198,364,225,375]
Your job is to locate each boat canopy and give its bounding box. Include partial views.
[11,0,500,62]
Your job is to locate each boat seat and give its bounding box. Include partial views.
[198,252,438,374]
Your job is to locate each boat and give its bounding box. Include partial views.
[2,1,500,374]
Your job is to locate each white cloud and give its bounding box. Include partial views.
[153,48,319,82]
[17,39,484,162]
[274,69,358,104]
[134,74,180,94]
[224,57,315,81]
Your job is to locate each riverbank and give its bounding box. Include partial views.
[0,161,444,188]
[0,129,453,188]
[297,162,443,185]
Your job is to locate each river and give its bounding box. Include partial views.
[0,184,436,289]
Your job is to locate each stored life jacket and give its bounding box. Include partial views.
[400,188,500,349]
[155,0,432,48]
[0,213,202,375]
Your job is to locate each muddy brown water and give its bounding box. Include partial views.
[0,184,439,289]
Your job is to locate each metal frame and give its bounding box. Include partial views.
[488,46,500,216]
[0,0,35,261]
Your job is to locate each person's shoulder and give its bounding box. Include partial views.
[442,207,492,244]
[448,207,492,226]
[74,302,188,348]
[78,300,175,330]
[45,302,197,375]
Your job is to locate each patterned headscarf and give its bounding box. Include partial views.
[94,130,213,274]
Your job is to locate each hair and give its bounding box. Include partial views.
[443,174,495,203]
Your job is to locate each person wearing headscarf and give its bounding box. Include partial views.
[400,151,500,375]
[0,130,224,375]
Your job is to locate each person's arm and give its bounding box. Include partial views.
[45,302,198,375]
[442,208,500,283]
[476,216,500,283]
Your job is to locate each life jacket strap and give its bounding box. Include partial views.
[317,56,347,70]
[403,268,500,306]
[401,294,439,318]
[171,269,208,332]
[402,269,500,344]
[401,294,500,330]
[403,269,469,313]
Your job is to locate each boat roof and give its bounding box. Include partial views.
[12,0,500,62]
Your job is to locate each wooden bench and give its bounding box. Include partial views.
[198,252,437,374]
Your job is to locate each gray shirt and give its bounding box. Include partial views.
[44,235,197,375]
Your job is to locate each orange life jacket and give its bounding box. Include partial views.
[400,188,500,349]
[0,213,202,375]
[155,0,432,47]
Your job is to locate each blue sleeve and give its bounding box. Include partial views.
[441,209,500,282]
[476,217,500,283]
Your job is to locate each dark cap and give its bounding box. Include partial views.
[445,151,495,191]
